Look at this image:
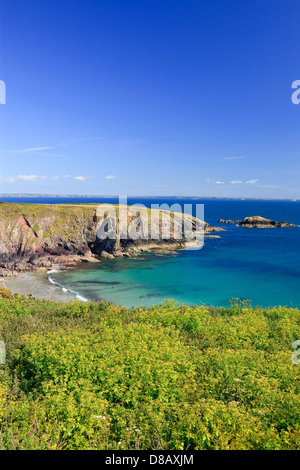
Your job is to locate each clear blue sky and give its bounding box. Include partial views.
[0,0,300,198]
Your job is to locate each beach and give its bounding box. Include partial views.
[3,271,77,302]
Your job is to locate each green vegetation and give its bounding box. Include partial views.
[0,202,99,242]
[0,202,99,219]
[0,288,299,450]
[0,202,163,244]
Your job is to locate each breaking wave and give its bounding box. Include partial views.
[48,274,89,302]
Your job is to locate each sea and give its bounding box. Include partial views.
[2,196,300,309]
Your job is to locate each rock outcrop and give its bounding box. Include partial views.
[218,215,297,228]
[0,203,223,276]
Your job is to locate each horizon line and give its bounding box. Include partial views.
[0,193,298,201]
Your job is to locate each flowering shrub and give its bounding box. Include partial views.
[0,291,299,449]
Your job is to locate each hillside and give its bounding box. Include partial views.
[0,202,223,276]
[0,288,299,450]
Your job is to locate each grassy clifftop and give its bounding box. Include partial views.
[0,201,98,235]
[0,288,299,450]
[0,202,98,248]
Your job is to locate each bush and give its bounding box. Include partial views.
[0,291,299,449]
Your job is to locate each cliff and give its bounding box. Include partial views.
[0,202,223,276]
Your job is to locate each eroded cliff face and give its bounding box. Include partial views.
[0,203,98,275]
[0,202,223,276]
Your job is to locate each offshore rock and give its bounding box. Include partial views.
[218,215,297,228]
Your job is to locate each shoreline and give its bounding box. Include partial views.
[47,266,89,302]
[0,200,224,278]
[0,240,206,303]
[0,247,179,303]
[3,270,82,302]
[1,262,89,303]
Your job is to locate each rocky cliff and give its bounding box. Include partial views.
[0,202,223,276]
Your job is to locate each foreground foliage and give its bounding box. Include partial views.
[0,287,299,450]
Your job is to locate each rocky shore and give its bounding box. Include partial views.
[0,202,224,276]
[218,215,297,228]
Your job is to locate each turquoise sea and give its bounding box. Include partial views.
[2,197,300,308]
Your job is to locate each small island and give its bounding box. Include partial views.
[218,215,297,228]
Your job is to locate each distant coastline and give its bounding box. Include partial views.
[0,194,298,201]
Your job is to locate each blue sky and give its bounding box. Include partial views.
[0,0,300,198]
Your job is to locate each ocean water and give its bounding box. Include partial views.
[2,197,300,308]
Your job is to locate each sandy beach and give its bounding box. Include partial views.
[2,271,77,302]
